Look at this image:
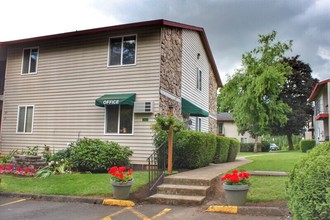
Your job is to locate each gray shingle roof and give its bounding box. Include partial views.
[217,112,234,121]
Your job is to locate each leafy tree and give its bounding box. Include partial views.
[221,31,292,152]
[270,56,318,150]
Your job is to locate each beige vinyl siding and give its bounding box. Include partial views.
[1,26,161,164]
[181,29,209,132]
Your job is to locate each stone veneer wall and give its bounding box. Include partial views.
[209,67,219,134]
[159,27,183,119]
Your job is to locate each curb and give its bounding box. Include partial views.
[0,192,135,207]
[0,192,104,205]
[207,205,287,216]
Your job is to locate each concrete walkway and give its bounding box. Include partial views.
[167,157,252,181]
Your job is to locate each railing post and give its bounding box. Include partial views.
[168,105,174,174]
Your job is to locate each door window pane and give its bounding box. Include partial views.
[106,105,119,133]
[120,105,133,134]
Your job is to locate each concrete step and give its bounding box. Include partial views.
[148,193,205,206]
[157,184,210,196]
[163,176,213,186]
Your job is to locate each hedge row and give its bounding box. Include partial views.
[174,130,216,169]
[287,142,330,219]
[299,139,316,152]
[153,130,240,169]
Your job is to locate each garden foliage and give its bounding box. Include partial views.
[299,139,316,152]
[227,138,240,162]
[287,142,330,220]
[214,136,230,163]
[68,138,132,172]
[173,130,216,169]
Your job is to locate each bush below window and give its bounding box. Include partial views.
[287,142,330,220]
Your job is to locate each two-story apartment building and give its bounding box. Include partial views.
[0,20,222,165]
[308,79,330,144]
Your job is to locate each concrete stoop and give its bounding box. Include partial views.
[147,175,216,206]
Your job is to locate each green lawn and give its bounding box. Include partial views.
[238,151,306,172]
[0,172,149,196]
[236,151,306,202]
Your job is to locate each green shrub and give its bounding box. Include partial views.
[68,138,132,172]
[240,143,254,152]
[173,130,216,169]
[260,141,270,152]
[287,142,330,220]
[214,136,230,163]
[300,139,316,152]
[227,138,240,162]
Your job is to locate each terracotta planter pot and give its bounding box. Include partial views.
[223,183,249,206]
[110,179,134,200]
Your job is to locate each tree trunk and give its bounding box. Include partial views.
[254,137,258,152]
[287,134,294,150]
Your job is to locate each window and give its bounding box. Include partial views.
[197,68,202,90]
[218,122,224,134]
[22,48,38,74]
[17,106,34,133]
[109,35,136,66]
[106,105,133,134]
[241,138,248,143]
[195,117,202,132]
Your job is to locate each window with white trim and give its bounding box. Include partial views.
[17,106,34,133]
[108,35,136,66]
[22,48,39,74]
[197,68,202,91]
[241,138,248,143]
[106,105,133,134]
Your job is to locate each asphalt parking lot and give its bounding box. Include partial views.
[0,197,285,220]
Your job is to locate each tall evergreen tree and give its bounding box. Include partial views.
[270,56,318,150]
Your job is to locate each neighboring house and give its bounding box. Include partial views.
[217,112,260,143]
[308,79,330,144]
[0,19,222,165]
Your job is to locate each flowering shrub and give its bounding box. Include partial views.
[108,166,133,183]
[0,164,38,177]
[35,159,71,178]
[221,170,250,185]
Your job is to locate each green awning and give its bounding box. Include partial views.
[95,93,136,107]
[182,98,209,117]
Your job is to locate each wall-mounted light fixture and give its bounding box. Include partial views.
[197,53,200,59]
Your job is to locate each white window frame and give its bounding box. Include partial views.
[196,68,202,91]
[16,105,34,134]
[104,105,134,135]
[21,47,39,74]
[107,34,137,67]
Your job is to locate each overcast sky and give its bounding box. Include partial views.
[1,0,329,83]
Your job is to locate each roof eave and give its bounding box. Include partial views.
[307,79,330,102]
